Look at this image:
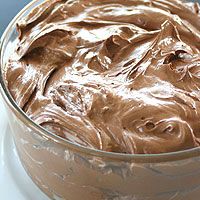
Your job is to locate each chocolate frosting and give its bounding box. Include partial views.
[5,0,200,154]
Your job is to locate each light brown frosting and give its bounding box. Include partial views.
[5,0,200,154]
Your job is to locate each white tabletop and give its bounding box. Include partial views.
[0,97,50,200]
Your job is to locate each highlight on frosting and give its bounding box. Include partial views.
[5,0,200,154]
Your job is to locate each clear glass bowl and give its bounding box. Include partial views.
[1,1,200,199]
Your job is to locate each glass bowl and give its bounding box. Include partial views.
[1,0,200,199]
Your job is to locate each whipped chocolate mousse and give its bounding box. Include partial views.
[5,0,200,154]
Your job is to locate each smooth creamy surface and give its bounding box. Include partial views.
[5,0,200,154]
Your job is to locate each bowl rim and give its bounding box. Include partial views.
[1,0,200,163]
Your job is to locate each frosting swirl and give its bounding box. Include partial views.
[5,0,200,154]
